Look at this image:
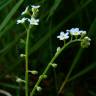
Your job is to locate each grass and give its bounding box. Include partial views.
[0,0,96,96]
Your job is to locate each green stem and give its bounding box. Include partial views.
[30,39,81,96]
[25,25,31,96]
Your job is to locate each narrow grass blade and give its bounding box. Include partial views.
[0,21,14,38]
[0,0,24,35]
[47,0,62,20]
[0,0,8,6]
[0,83,19,89]
[0,0,12,11]
[88,90,96,96]
[68,63,96,82]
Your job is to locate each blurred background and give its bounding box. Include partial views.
[0,0,96,96]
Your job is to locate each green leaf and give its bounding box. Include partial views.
[47,0,62,19]
[88,90,96,96]
[0,0,12,11]
[68,63,96,82]
[0,0,8,6]
[0,0,24,36]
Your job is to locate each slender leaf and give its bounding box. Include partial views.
[0,0,24,35]
[0,0,12,11]
[68,63,96,82]
[88,90,96,96]
[47,0,62,19]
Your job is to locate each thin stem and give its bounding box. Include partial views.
[25,25,31,96]
[71,35,73,41]
[64,40,66,45]
[30,39,81,96]
[23,23,28,32]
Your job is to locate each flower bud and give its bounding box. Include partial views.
[31,5,40,17]
[39,75,47,79]
[56,47,61,52]
[16,77,25,83]
[81,36,91,48]
[20,54,26,58]
[36,86,42,92]
[29,70,38,75]
[21,6,29,15]
[51,63,58,68]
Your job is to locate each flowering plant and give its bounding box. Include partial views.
[16,4,91,96]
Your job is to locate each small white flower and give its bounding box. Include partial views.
[17,17,27,24]
[21,6,29,15]
[56,47,61,52]
[28,18,39,25]
[57,31,69,40]
[68,28,81,36]
[80,30,86,35]
[31,5,40,9]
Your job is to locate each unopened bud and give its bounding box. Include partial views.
[29,70,38,75]
[51,63,58,68]
[16,77,25,83]
[20,54,26,57]
[36,86,42,92]
[81,36,91,48]
[39,75,47,79]
[56,47,61,52]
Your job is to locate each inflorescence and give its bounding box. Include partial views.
[17,5,40,25]
[16,4,91,96]
[57,28,91,48]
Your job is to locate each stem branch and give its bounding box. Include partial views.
[25,25,31,96]
[30,39,81,96]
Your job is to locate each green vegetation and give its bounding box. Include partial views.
[0,0,96,96]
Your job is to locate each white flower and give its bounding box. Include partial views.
[67,28,81,36]
[31,5,40,9]
[31,5,40,14]
[57,31,69,40]
[21,6,29,15]
[17,17,27,24]
[79,30,86,35]
[28,18,39,25]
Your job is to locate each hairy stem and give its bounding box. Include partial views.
[25,26,31,96]
[30,39,81,96]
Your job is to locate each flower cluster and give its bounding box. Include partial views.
[67,28,86,36]
[57,28,87,40]
[57,28,91,48]
[17,5,40,25]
